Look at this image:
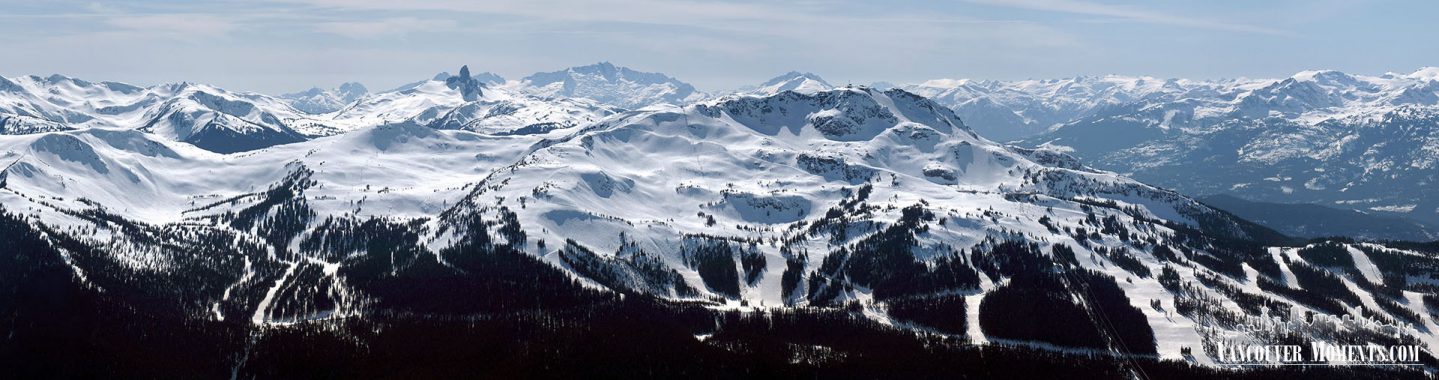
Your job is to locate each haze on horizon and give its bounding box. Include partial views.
[1,0,1434,94]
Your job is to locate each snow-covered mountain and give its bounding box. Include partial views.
[518,62,705,109]
[280,82,369,114]
[908,69,1439,227]
[4,83,1436,376]
[742,71,833,95]
[0,74,335,153]
[328,65,620,134]
[430,67,506,87]
[0,74,143,134]
[902,75,1216,141]
[0,67,616,153]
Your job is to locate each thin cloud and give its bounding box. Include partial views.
[274,0,1081,50]
[315,17,459,38]
[106,14,236,35]
[272,0,827,30]
[961,0,1292,36]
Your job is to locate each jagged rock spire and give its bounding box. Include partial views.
[446,65,483,101]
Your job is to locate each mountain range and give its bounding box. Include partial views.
[906,69,1439,229]
[6,64,1435,233]
[3,64,1439,377]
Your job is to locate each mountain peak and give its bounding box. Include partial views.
[337,82,368,95]
[761,71,828,86]
[41,74,87,85]
[583,61,618,72]
[538,62,667,84]
[291,87,326,97]
[1290,69,1355,84]
[520,63,701,108]
[445,65,484,101]
[751,71,833,95]
[280,82,371,114]
[1409,66,1439,81]
[431,67,504,86]
[698,86,968,142]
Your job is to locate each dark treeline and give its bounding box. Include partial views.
[885,294,968,335]
[979,269,1157,356]
[2,205,1431,379]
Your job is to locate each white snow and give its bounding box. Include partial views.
[1346,245,1384,285]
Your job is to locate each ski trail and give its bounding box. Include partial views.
[1346,245,1383,285]
[966,276,997,345]
[252,261,299,325]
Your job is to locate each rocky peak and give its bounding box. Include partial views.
[445,65,484,101]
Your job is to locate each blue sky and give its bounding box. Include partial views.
[1,0,1434,94]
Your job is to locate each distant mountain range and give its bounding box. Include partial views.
[0,65,621,152]
[905,69,1439,226]
[4,64,1438,227]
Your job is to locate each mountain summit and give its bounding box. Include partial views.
[749,71,833,95]
[280,82,369,114]
[445,65,485,101]
[519,62,704,108]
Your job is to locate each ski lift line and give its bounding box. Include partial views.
[1059,265,1153,380]
[2,153,26,171]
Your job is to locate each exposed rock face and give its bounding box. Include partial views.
[446,65,484,101]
